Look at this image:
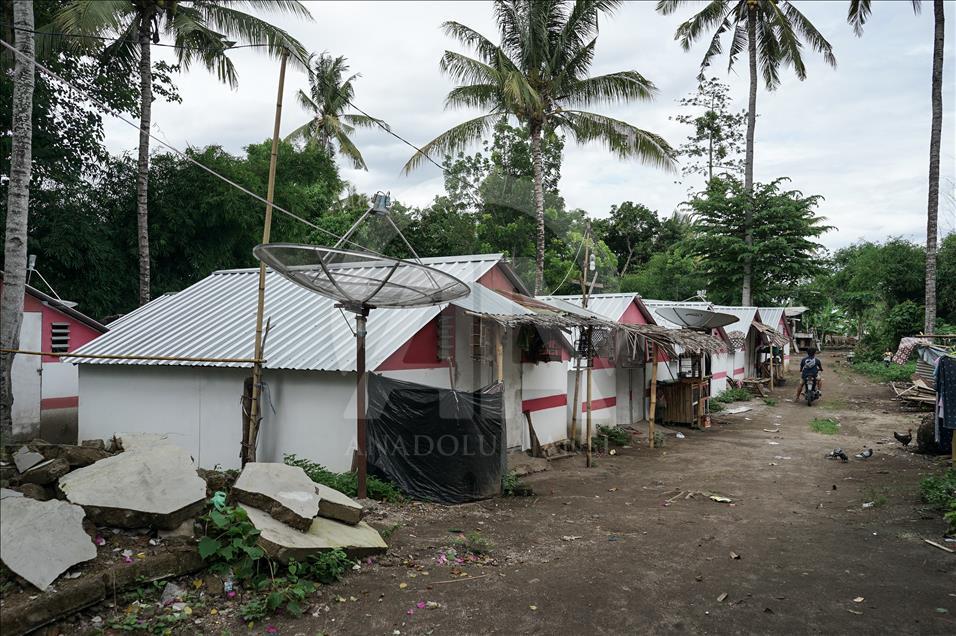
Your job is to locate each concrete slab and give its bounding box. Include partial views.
[316,484,363,526]
[13,446,44,473]
[240,504,387,562]
[0,496,97,590]
[1,487,24,499]
[21,458,71,485]
[58,444,206,530]
[115,432,176,452]
[232,463,320,532]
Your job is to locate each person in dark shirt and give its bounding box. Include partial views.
[795,347,823,400]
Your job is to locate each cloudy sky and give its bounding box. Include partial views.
[102,0,956,251]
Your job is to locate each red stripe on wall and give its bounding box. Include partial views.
[582,396,616,412]
[733,367,745,376]
[41,396,78,410]
[522,394,567,413]
[712,371,727,379]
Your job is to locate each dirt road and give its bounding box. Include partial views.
[275,352,955,635]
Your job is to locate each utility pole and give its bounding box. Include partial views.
[582,222,594,468]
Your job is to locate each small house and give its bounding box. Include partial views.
[1,273,107,441]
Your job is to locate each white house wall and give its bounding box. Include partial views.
[711,352,729,394]
[567,365,616,442]
[522,360,567,447]
[12,312,42,436]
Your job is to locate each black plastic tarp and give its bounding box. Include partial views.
[366,373,504,504]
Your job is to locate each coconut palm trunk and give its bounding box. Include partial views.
[530,122,546,294]
[742,4,758,306]
[136,18,153,306]
[0,0,35,438]
[924,0,944,334]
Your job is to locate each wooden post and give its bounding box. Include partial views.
[648,343,658,448]
[356,308,369,499]
[769,345,775,391]
[246,51,288,466]
[629,368,634,425]
[698,354,706,428]
[570,363,581,446]
[495,324,504,383]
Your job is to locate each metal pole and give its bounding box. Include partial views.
[586,328,593,468]
[356,308,369,499]
[246,51,288,466]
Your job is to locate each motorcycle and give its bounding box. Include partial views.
[804,375,821,406]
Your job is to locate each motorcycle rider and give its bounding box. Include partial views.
[795,347,823,401]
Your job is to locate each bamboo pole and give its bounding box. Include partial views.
[570,361,581,447]
[586,329,593,468]
[769,345,775,391]
[0,349,261,364]
[649,343,658,448]
[246,51,288,466]
[495,324,504,383]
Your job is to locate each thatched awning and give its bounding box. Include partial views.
[753,321,789,347]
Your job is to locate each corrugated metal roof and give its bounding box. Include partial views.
[73,254,507,372]
[451,283,533,316]
[710,305,759,334]
[758,307,786,332]
[539,293,638,322]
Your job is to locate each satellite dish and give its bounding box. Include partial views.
[252,194,471,500]
[655,307,736,331]
[252,244,470,311]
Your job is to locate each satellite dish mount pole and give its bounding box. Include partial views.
[353,304,370,500]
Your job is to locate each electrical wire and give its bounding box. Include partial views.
[549,233,586,295]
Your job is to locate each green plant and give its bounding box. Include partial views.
[596,425,631,446]
[764,398,778,406]
[198,504,265,581]
[300,550,353,585]
[709,401,724,412]
[284,454,403,502]
[653,431,665,448]
[809,418,840,435]
[714,387,752,404]
[454,531,493,555]
[379,523,401,540]
[920,469,956,535]
[240,596,269,622]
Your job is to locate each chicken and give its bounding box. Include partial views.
[855,448,873,460]
[894,429,913,447]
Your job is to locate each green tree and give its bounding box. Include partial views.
[55,0,311,305]
[657,0,836,305]
[620,246,707,301]
[937,233,956,325]
[688,176,831,304]
[286,53,386,170]
[593,202,661,275]
[848,0,945,334]
[404,0,674,294]
[671,77,746,182]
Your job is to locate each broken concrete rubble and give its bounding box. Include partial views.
[14,483,54,501]
[1,487,24,499]
[12,446,44,473]
[240,504,387,562]
[0,496,97,590]
[316,484,364,525]
[21,457,70,485]
[232,462,320,532]
[60,445,111,468]
[58,444,206,530]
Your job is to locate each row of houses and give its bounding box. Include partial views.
[8,255,798,475]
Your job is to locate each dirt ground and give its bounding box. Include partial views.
[256,351,955,635]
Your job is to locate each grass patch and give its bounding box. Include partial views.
[453,531,493,555]
[709,401,724,412]
[713,387,753,404]
[763,398,778,406]
[851,360,917,383]
[595,424,631,446]
[862,486,888,508]
[809,418,840,435]
[501,471,534,497]
[285,454,404,502]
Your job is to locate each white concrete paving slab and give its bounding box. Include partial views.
[316,484,363,526]
[13,446,44,473]
[232,463,320,532]
[0,497,97,590]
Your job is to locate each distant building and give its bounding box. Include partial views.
[1,273,107,441]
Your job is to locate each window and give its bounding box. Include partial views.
[471,316,492,361]
[437,311,455,361]
[50,322,70,354]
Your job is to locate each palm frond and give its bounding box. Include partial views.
[402,113,502,174]
[342,113,388,130]
[698,16,732,79]
[672,1,732,49]
[332,127,369,170]
[440,51,502,87]
[445,84,503,110]
[558,110,676,170]
[191,3,310,70]
[781,2,836,68]
[846,0,872,36]
[441,21,504,65]
[726,22,747,72]
[284,119,317,144]
[53,0,132,36]
[755,18,782,90]
[561,71,657,108]
[170,6,239,87]
[296,88,321,114]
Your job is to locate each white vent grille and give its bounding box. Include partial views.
[51,322,70,354]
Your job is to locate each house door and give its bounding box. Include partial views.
[11,312,42,436]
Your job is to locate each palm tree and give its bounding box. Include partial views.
[55,0,311,306]
[849,0,944,335]
[1,0,36,438]
[285,53,386,171]
[403,0,674,294]
[657,0,836,305]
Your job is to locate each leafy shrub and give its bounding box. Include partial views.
[851,360,917,383]
[501,470,534,497]
[764,398,778,406]
[709,400,724,412]
[714,387,752,404]
[300,550,353,585]
[198,504,264,581]
[285,454,403,502]
[920,469,956,535]
[595,425,631,446]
